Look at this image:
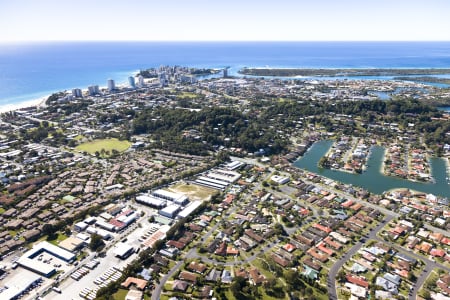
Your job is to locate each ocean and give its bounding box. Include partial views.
[1,41,450,107]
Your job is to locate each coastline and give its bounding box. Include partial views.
[0,96,47,114]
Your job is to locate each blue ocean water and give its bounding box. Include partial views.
[1,41,450,106]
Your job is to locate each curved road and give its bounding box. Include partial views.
[328,215,394,299]
[151,241,278,300]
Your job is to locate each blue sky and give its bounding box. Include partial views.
[1,0,449,41]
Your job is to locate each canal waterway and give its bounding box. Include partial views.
[294,140,450,198]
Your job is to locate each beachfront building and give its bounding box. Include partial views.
[138,75,145,87]
[72,88,82,98]
[107,79,116,92]
[88,85,100,96]
[128,76,136,88]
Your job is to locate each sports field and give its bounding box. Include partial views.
[75,138,131,155]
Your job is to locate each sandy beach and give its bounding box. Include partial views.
[0,96,47,114]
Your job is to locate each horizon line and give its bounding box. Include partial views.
[1,40,450,44]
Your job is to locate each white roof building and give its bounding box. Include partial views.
[136,194,167,208]
[178,201,203,219]
[151,189,188,205]
[1,271,42,299]
[159,204,181,218]
[114,242,134,259]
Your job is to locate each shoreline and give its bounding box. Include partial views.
[0,68,140,115]
[0,96,47,114]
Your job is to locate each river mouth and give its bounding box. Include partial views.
[293,140,450,198]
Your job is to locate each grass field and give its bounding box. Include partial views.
[113,289,128,300]
[168,182,217,201]
[75,138,131,156]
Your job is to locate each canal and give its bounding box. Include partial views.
[294,140,450,198]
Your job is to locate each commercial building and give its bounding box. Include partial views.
[74,221,89,232]
[17,241,76,277]
[1,271,42,300]
[136,194,167,208]
[178,201,203,219]
[58,236,86,252]
[95,219,117,232]
[86,226,113,240]
[205,169,241,183]
[117,211,139,226]
[151,189,188,205]
[114,242,135,259]
[194,168,241,190]
[159,204,181,219]
[225,160,245,171]
[195,176,229,190]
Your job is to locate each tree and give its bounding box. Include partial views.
[89,233,105,252]
[337,270,346,282]
[422,290,431,300]
[42,224,55,236]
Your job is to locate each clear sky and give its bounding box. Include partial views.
[1,0,449,42]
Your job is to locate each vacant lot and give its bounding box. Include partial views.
[168,182,217,201]
[76,138,131,155]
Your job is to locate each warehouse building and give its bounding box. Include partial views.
[177,201,203,219]
[151,189,189,205]
[159,204,181,219]
[136,194,167,208]
[114,242,135,260]
[17,241,76,277]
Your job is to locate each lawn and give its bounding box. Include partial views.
[113,289,128,300]
[45,232,68,245]
[180,92,199,98]
[75,138,131,156]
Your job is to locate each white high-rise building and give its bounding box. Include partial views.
[107,79,115,92]
[138,75,145,87]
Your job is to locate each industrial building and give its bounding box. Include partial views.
[207,169,241,183]
[177,201,203,219]
[194,168,242,190]
[17,241,76,277]
[159,204,181,219]
[74,221,89,232]
[114,242,135,259]
[86,227,113,240]
[95,219,117,232]
[225,160,245,171]
[58,236,86,252]
[1,271,42,300]
[151,189,189,205]
[136,194,167,208]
